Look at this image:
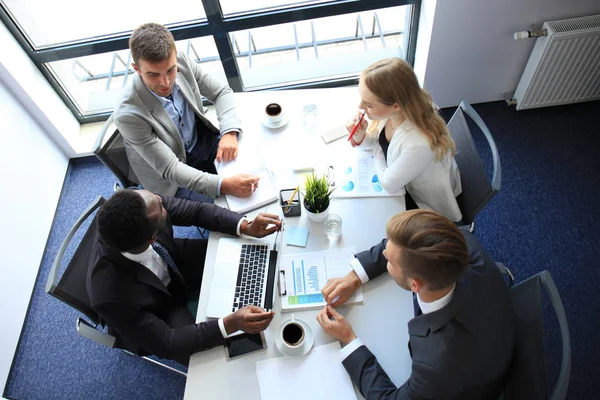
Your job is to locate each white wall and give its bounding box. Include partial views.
[0,22,79,156]
[0,24,71,395]
[420,0,600,108]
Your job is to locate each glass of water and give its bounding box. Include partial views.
[324,214,342,241]
[302,103,318,132]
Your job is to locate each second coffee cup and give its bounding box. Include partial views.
[265,102,283,124]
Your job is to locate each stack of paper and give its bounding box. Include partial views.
[256,342,358,400]
[279,248,365,311]
[215,145,278,213]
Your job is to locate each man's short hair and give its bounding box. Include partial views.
[97,190,159,252]
[129,23,176,65]
[386,210,469,291]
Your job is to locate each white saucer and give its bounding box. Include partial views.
[262,115,289,129]
[274,317,314,358]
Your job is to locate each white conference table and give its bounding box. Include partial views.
[185,88,413,399]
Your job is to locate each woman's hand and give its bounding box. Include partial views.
[345,110,368,147]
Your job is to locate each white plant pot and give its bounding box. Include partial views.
[304,201,329,223]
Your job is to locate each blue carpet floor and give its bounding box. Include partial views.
[5,100,600,399]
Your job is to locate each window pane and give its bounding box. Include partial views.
[230,5,409,90]
[220,0,331,16]
[46,36,224,116]
[2,0,206,48]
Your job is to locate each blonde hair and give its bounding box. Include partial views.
[362,58,455,161]
[386,210,468,290]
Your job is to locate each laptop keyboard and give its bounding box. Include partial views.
[232,244,269,312]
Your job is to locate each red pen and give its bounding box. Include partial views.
[348,110,366,142]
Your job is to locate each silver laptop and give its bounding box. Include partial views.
[206,237,279,318]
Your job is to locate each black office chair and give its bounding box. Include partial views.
[503,270,571,400]
[447,101,501,232]
[45,196,186,376]
[93,114,140,190]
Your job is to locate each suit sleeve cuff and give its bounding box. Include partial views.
[236,217,248,236]
[340,338,364,361]
[221,129,240,138]
[217,318,228,338]
[350,258,370,284]
[216,177,223,197]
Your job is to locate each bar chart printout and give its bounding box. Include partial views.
[280,248,364,311]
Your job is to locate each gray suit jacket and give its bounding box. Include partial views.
[344,231,515,399]
[114,51,241,197]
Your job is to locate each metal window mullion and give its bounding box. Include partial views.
[405,0,421,66]
[293,24,300,61]
[356,15,367,51]
[203,0,243,92]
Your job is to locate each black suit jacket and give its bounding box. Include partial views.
[343,230,515,399]
[86,196,242,364]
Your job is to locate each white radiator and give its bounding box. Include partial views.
[514,14,600,110]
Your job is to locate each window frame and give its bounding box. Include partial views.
[0,0,420,123]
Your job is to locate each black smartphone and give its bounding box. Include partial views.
[224,332,266,360]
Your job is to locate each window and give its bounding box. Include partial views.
[0,0,420,123]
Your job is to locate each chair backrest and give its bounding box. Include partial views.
[504,271,571,400]
[93,114,140,189]
[447,101,501,225]
[46,196,106,325]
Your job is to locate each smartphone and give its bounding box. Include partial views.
[224,332,266,360]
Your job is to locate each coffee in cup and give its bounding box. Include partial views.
[282,321,305,347]
[265,102,283,124]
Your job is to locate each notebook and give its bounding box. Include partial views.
[205,237,279,319]
[215,145,278,214]
[256,342,358,400]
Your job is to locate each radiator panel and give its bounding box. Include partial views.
[514,14,600,110]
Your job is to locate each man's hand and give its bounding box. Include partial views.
[316,305,357,345]
[221,174,260,198]
[216,131,239,162]
[223,305,275,335]
[242,213,282,238]
[321,270,362,307]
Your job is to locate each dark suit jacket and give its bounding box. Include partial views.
[86,196,242,364]
[343,230,515,399]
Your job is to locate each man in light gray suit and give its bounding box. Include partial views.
[115,23,258,200]
[317,210,515,399]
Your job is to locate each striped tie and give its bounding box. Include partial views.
[152,242,186,288]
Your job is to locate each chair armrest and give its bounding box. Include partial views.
[45,196,106,294]
[541,271,571,400]
[93,113,115,155]
[496,262,515,288]
[459,101,502,193]
[76,318,116,349]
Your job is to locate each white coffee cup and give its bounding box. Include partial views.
[265,102,283,124]
[281,314,305,349]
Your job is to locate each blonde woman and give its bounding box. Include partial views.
[347,58,462,222]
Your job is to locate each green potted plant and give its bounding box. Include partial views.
[303,172,334,222]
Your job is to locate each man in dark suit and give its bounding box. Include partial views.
[317,210,515,399]
[87,189,280,365]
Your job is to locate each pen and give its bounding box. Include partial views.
[347,110,366,142]
[283,186,300,214]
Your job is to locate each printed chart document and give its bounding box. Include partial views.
[333,149,405,198]
[215,145,278,213]
[279,248,364,311]
[256,342,358,400]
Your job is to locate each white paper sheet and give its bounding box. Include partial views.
[256,342,358,400]
[215,145,278,213]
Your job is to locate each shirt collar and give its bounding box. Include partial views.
[122,245,153,263]
[147,83,180,105]
[417,283,456,314]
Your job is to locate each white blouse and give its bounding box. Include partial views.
[358,119,463,222]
